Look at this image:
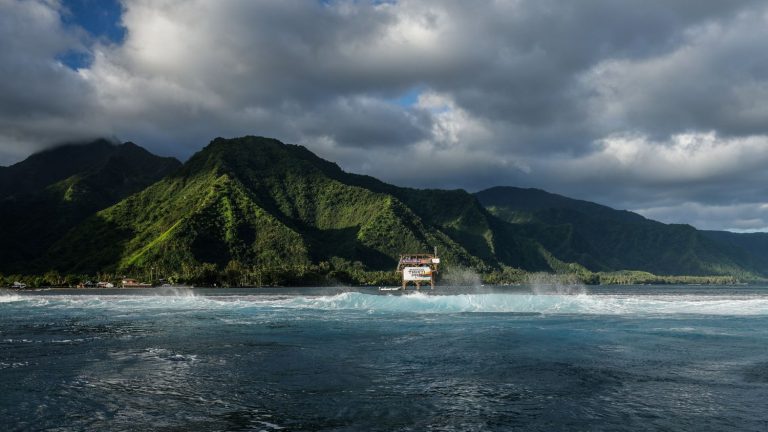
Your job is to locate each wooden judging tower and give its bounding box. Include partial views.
[396,248,440,290]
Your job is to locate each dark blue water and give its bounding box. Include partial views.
[2,285,768,431]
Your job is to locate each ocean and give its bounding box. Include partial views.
[2,285,768,431]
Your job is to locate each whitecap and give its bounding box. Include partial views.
[0,293,23,303]
[6,290,768,316]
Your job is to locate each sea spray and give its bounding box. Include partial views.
[153,286,196,297]
[0,290,22,303]
[526,272,587,295]
[440,266,483,287]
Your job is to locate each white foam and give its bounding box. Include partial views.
[4,290,768,316]
[275,291,768,315]
[0,293,22,303]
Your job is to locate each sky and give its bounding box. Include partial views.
[2,0,768,232]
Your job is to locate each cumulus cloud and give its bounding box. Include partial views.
[1,0,768,230]
[0,0,105,160]
[582,8,768,138]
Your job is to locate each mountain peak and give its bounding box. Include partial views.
[0,139,120,198]
[0,139,185,199]
[116,141,142,152]
[185,136,344,180]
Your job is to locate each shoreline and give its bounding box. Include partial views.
[5,284,768,298]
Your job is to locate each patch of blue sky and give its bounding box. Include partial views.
[56,51,91,71]
[390,86,425,108]
[57,0,125,69]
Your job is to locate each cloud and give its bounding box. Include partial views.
[1,0,768,230]
[0,0,106,161]
[635,202,768,232]
[524,132,768,209]
[582,8,768,138]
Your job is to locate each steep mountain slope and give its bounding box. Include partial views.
[0,141,181,272]
[313,170,551,271]
[46,136,547,277]
[475,186,757,276]
[702,231,768,274]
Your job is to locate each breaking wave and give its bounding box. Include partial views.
[279,292,768,315]
[4,290,768,315]
[0,292,22,303]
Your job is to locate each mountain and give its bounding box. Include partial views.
[4,136,767,285]
[0,140,181,272]
[0,139,120,198]
[701,230,768,272]
[42,137,557,285]
[475,186,762,277]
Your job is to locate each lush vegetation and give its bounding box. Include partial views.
[476,186,766,279]
[3,136,768,288]
[0,140,181,273]
[14,137,499,283]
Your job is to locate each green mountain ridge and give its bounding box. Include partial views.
[45,137,534,284]
[0,140,181,272]
[2,136,767,285]
[475,186,762,277]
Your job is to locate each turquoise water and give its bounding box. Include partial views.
[2,285,768,431]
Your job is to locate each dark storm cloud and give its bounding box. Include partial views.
[2,0,768,230]
[402,0,766,154]
[583,9,768,140]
